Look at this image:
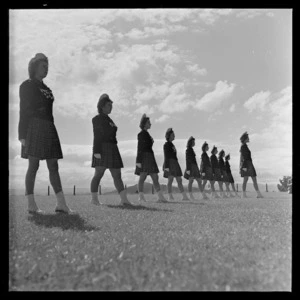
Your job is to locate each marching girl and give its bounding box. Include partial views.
[210,146,226,198]
[239,132,264,198]
[135,114,168,203]
[218,149,233,197]
[183,137,209,200]
[90,94,133,206]
[163,128,189,201]
[225,154,240,197]
[200,141,216,199]
[18,53,72,214]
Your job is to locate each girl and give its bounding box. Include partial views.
[225,154,240,197]
[90,93,133,206]
[183,137,209,200]
[135,114,168,203]
[18,53,72,214]
[210,146,226,198]
[200,142,216,199]
[239,132,264,198]
[163,128,189,201]
[218,149,233,197]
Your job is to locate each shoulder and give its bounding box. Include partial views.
[20,79,34,90]
[92,114,102,124]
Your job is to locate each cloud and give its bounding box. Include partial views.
[244,91,271,112]
[155,114,170,123]
[229,104,236,112]
[186,64,207,76]
[158,82,192,113]
[235,9,275,20]
[134,105,155,115]
[194,80,236,112]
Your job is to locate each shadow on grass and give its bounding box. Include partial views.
[106,204,173,212]
[166,201,206,205]
[27,212,98,232]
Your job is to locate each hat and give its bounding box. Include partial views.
[240,131,249,143]
[165,128,174,141]
[97,93,113,112]
[29,53,48,67]
[186,136,195,147]
[211,145,217,154]
[202,141,208,151]
[139,113,150,129]
[219,149,225,157]
[225,153,230,160]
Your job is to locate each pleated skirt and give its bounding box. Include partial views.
[135,152,159,175]
[240,161,257,177]
[184,163,201,180]
[163,158,183,178]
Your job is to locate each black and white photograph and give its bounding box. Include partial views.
[9,8,292,291]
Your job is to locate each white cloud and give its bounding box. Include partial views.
[155,114,170,123]
[194,80,236,112]
[134,105,155,115]
[229,104,236,112]
[159,82,192,113]
[187,64,207,76]
[244,91,271,112]
[235,9,275,20]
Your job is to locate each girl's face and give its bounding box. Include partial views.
[169,132,175,141]
[102,102,113,115]
[192,140,195,147]
[35,61,48,80]
[145,119,151,130]
[205,145,209,152]
[214,149,218,155]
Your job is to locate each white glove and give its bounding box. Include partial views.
[242,168,247,172]
[136,163,142,168]
[94,153,101,159]
[186,170,190,175]
[202,173,205,176]
[164,168,170,172]
[19,139,26,146]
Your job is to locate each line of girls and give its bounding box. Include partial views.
[18,53,263,214]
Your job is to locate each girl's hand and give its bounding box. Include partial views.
[164,168,170,172]
[202,173,205,176]
[242,168,247,172]
[94,153,101,159]
[186,170,190,175]
[136,163,142,168]
[19,139,26,146]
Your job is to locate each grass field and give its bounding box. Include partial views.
[9,191,292,291]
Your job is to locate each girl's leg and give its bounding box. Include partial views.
[110,168,133,205]
[188,178,195,199]
[176,176,189,200]
[231,182,241,197]
[137,172,147,201]
[167,176,175,200]
[251,176,264,198]
[90,166,106,205]
[47,158,72,213]
[150,173,168,202]
[242,176,249,198]
[25,156,40,212]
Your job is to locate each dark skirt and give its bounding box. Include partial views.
[240,161,257,177]
[221,170,229,182]
[184,163,201,180]
[135,152,159,175]
[163,159,183,178]
[21,117,63,160]
[227,171,234,183]
[201,166,214,181]
[213,168,223,181]
[92,142,123,169]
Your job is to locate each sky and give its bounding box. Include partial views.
[9,8,292,191]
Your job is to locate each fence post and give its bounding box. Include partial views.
[236,184,238,192]
[152,184,154,194]
[266,183,268,192]
[48,186,50,196]
[73,185,76,195]
[99,185,101,195]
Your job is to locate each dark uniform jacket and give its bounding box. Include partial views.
[163,141,178,169]
[92,113,117,155]
[218,157,226,171]
[225,161,232,174]
[239,144,252,170]
[200,152,211,173]
[18,79,54,140]
[136,129,154,164]
[185,147,197,171]
[210,154,219,174]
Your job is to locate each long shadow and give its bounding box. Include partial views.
[27,212,98,232]
[106,204,173,212]
[166,201,206,205]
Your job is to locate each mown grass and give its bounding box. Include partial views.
[9,192,292,291]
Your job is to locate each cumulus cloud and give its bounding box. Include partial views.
[186,64,207,76]
[155,114,170,123]
[229,104,236,112]
[158,82,192,113]
[134,104,155,115]
[244,91,271,112]
[194,80,236,112]
[235,9,275,19]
